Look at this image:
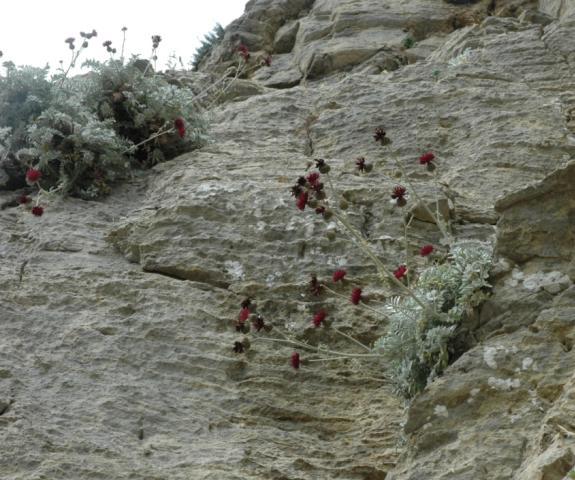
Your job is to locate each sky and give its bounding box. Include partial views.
[0,0,247,73]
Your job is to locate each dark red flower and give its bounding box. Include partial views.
[296,191,308,211]
[374,127,390,145]
[391,185,407,206]
[332,269,347,282]
[31,206,44,217]
[252,315,266,332]
[394,265,408,280]
[420,244,434,257]
[237,44,250,62]
[312,310,327,328]
[290,185,303,198]
[238,307,250,323]
[315,158,330,174]
[306,171,320,187]
[309,274,323,296]
[291,352,300,369]
[391,185,406,199]
[174,117,186,138]
[419,152,435,165]
[26,168,42,184]
[262,54,272,67]
[18,195,31,205]
[351,287,362,305]
[315,206,326,215]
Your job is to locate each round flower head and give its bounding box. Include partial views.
[351,287,362,305]
[419,152,435,165]
[394,265,408,280]
[31,206,44,217]
[312,310,327,328]
[332,269,347,283]
[26,168,42,185]
[420,244,434,257]
[238,307,250,323]
[391,186,407,206]
[291,352,300,369]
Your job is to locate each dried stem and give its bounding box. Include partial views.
[332,327,372,352]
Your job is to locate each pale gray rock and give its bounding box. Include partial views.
[2,0,575,478]
[496,161,575,263]
[274,20,300,53]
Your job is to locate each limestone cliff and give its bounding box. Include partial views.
[1,0,575,479]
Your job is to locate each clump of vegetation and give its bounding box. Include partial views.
[402,36,415,49]
[82,56,207,166]
[0,27,208,202]
[374,240,492,397]
[0,64,53,167]
[192,23,225,71]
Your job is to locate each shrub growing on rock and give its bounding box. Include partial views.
[0,29,208,201]
[234,129,493,398]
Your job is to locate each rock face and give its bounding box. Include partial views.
[2,0,575,479]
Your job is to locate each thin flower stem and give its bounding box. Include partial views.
[404,213,414,287]
[256,335,380,358]
[391,156,451,244]
[120,30,127,62]
[123,126,174,154]
[306,354,382,362]
[204,62,252,109]
[323,172,429,310]
[331,210,428,310]
[321,284,386,316]
[332,327,372,352]
[57,49,77,89]
[273,328,317,351]
[200,60,263,109]
[432,167,452,237]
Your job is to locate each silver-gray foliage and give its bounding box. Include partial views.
[0,58,208,198]
[374,240,493,397]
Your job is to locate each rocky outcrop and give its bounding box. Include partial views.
[2,0,575,479]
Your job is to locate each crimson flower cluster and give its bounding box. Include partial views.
[291,169,332,219]
[285,132,442,371]
[233,298,270,354]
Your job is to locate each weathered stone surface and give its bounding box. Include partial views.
[496,161,575,263]
[274,20,300,53]
[2,0,575,478]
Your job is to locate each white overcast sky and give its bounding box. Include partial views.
[0,0,247,72]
